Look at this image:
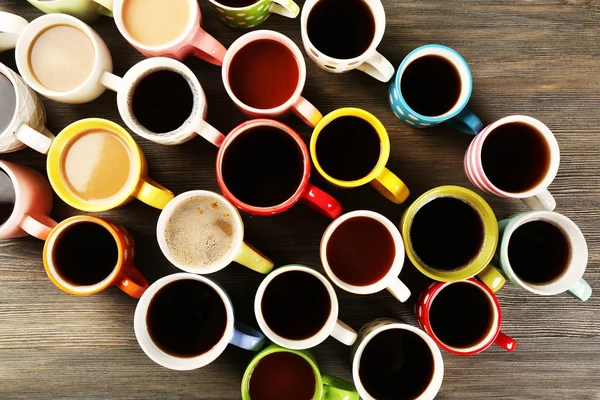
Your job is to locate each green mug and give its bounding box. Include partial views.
[241,344,359,400]
[208,0,300,29]
[26,0,113,22]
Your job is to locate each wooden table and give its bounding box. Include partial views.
[1,0,599,398]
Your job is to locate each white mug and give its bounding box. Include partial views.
[254,265,358,350]
[320,210,411,302]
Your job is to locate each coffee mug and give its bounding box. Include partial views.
[209,0,300,29]
[135,273,265,370]
[43,216,149,298]
[310,108,410,204]
[0,160,56,240]
[389,44,483,135]
[241,344,359,400]
[216,119,343,218]
[498,211,591,301]
[255,265,358,350]
[415,278,517,355]
[321,210,411,302]
[222,30,322,127]
[465,115,560,211]
[156,190,274,274]
[0,62,53,154]
[113,0,226,65]
[351,319,444,400]
[26,0,113,22]
[400,186,506,291]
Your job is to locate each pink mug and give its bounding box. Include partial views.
[0,160,57,240]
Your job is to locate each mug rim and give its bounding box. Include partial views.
[209,0,263,11]
[0,63,26,141]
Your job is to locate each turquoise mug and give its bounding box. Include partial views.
[388,44,482,135]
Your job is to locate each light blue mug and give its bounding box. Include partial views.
[388,44,483,135]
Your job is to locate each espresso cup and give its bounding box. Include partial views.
[242,344,359,400]
[300,0,395,82]
[465,115,560,211]
[26,0,113,22]
[135,273,265,370]
[43,216,149,298]
[216,119,343,218]
[113,0,226,65]
[351,319,444,400]
[222,30,322,127]
[156,190,274,275]
[209,0,300,29]
[321,210,411,302]
[310,108,410,204]
[498,211,591,301]
[389,44,483,135]
[255,265,358,350]
[0,160,56,240]
[415,278,517,356]
[400,186,506,292]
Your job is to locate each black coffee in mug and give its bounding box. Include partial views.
[261,271,331,340]
[0,170,16,227]
[218,0,258,7]
[508,220,571,284]
[359,329,434,400]
[249,352,316,400]
[147,279,227,358]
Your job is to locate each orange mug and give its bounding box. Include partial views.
[42,215,148,298]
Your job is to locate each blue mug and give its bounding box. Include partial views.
[388,44,483,135]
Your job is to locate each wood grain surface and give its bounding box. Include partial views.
[1,0,599,399]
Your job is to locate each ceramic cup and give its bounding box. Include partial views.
[415,278,517,356]
[310,108,410,204]
[400,186,506,292]
[465,115,560,211]
[26,0,113,22]
[498,211,591,301]
[255,265,358,350]
[241,344,359,400]
[300,0,394,82]
[388,44,483,135]
[135,273,265,370]
[222,30,322,127]
[209,0,300,29]
[42,216,149,298]
[320,210,411,302]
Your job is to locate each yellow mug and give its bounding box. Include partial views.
[310,108,409,204]
[400,185,505,291]
[47,118,174,212]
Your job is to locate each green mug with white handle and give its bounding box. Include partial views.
[208,0,300,29]
[26,0,113,22]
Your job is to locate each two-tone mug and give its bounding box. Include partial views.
[241,344,359,400]
[416,278,517,356]
[310,108,410,204]
[389,44,483,135]
[26,0,113,22]
[498,211,591,301]
[465,115,560,211]
[209,0,300,29]
[400,186,506,291]
[135,273,265,370]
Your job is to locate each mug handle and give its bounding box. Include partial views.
[330,320,358,346]
[300,184,343,219]
[16,124,54,154]
[269,0,300,18]
[356,51,395,83]
[0,12,28,53]
[230,322,266,351]
[133,178,175,210]
[386,278,411,302]
[114,265,149,299]
[493,331,517,352]
[20,213,57,241]
[233,242,274,274]
[567,278,592,301]
[444,108,483,135]
[91,0,114,16]
[195,120,226,148]
[370,167,410,204]
[322,375,360,400]
[190,27,227,67]
[477,264,506,292]
[292,96,323,128]
[521,189,556,211]
[99,71,124,93]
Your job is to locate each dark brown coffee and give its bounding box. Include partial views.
[52,222,118,286]
[307,0,375,59]
[261,271,331,340]
[0,72,16,133]
[508,220,571,284]
[481,122,551,193]
[315,116,381,181]
[401,55,461,117]
[147,279,227,358]
[359,329,434,400]
[409,197,484,271]
[326,216,395,286]
[248,352,316,400]
[428,282,495,349]
[0,170,15,226]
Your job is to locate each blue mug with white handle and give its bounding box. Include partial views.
[388,44,483,135]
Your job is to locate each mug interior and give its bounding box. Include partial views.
[209,0,262,10]
[0,162,20,232]
[0,69,18,136]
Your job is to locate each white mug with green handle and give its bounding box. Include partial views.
[26,0,113,22]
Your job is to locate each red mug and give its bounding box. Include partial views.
[216,119,342,218]
[415,278,516,356]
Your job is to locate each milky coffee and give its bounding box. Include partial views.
[122,0,190,47]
